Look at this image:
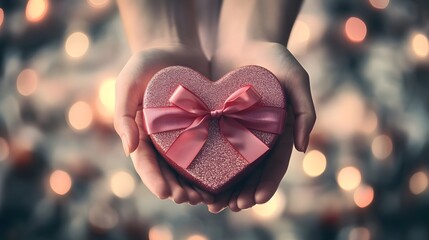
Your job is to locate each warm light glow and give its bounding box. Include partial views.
[0,8,4,28]
[369,0,389,9]
[65,32,90,58]
[349,227,371,240]
[252,190,286,220]
[50,170,72,195]
[110,171,135,198]
[411,33,429,58]
[0,138,10,161]
[337,167,362,191]
[17,69,38,96]
[26,0,49,23]
[186,234,208,240]
[409,171,428,195]
[148,225,173,240]
[353,185,374,208]
[371,135,393,160]
[87,0,110,8]
[303,150,327,177]
[88,204,118,230]
[98,78,116,118]
[360,110,378,134]
[345,17,367,43]
[67,101,93,131]
[288,20,311,53]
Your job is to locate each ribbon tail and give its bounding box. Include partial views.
[165,116,209,169]
[220,117,270,164]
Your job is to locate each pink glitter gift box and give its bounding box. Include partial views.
[143,66,286,193]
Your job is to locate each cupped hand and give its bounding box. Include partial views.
[206,41,316,213]
[114,43,214,205]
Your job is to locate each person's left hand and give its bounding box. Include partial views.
[206,41,316,213]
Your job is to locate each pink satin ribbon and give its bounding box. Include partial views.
[143,85,285,169]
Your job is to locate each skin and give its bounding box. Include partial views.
[114,0,316,212]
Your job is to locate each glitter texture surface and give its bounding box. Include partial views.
[143,65,285,193]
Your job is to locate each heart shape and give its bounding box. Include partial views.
[143,65,286,193]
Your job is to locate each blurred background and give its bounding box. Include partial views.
[0,0,429,239]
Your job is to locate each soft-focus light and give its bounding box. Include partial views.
[50,170,72,195]
[26,0,49,23]
[353,185,374,208]
[88,204,118,230]
[369,0,389,9]
[288,20,311,54]
[0,8,4,28]
[110,171,135,198]
[0,138,10,161]
[67,101,93,131]
[87,0,110,8]
[360,110,378,134]
[98,78,115,118]
[148,225,173,240]
[186,234,208,240]
[303,150,327,177]
[252,190,286,220]
[349,227,371,240]
[65,32,90,58]
[345,17,367,43]
[411,33,429,58]
[17,69,38,96]
[337,167,362,191]
[409,171,428,195]
[371,135,393,160]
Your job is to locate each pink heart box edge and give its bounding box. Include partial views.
[143,65,286,193]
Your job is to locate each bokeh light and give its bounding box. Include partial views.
[0,138,10,161]
[88,204,119,230]
[26,0,49,23]
[148,225,173,240]
[369,0,389,9]
[337,167,362,191]
[16,69,38,96]
[110,171,135,198]
[345,17,367,43]
[303,150,327,177]
[411,33,429,58]
[67,101,93,131]
[65,32,90,58]
[87,0,111,8]
[409,171,428,195]
[186,234,208,240]
[288,19,311,54]
[252,190,286,220]
[98,78,116,118]
[0,8,4,28]
[360,110,378,134]
[353,185,374,208]
[49,170,72,195]
[349,227,371,240]
[371,135,393,160]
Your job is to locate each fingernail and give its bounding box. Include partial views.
[121,134,130,157]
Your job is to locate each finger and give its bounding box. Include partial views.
[177,178,203,205]
[280,60,316,152]
[114,55,149,155]
[193,187,215,204]
[254,113,294,204]
[130,138,171,199]
[159,162,188,204]
[208,190,233,214]
[236,167,263,210]
[228,190,241,212]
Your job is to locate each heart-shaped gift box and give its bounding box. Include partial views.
[143,65,286,193]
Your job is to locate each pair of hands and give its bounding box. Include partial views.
[114,40,316,213]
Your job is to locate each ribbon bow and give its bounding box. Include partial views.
[143,85,285,168]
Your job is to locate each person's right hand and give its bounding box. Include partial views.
[114,43,214,205]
